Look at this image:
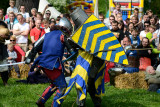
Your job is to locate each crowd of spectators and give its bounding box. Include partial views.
[98,3,160,72]
[98,3,160,92]
[0,0,59,63]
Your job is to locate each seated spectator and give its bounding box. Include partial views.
[25,43,33,58]
[122,37,139,73]
[131,16,143,31]
[137,37,152,70]
[146,9,153,19]
[29,17,35,29]
[141,14,150,29]
[108,37,139,86]
[147,25,157,43]
[139,21,150,41]
[19,5,30,23]
[130,8,141,21]
[36,12,43,21]
[6,0,18,16]
[55,16,61,24]
[116,13,125,24]
[36,12,44,28]
[111,20,124,42]
[130,28,140,48]
[49,18,56,28]
[99,13,105,23]
[9,35,25,62]
[30,19,45,43]
[146,25,160,67]
[43,18,50,33]
[7,43,20,78]
[124,18,130,26]
[105,15,115,30]
[127,22,134,37]
[118,20,124,32]
[0,8,5,21]
[145,66,160,92]
[25,43,38,59]
[150,16,159,30]
[13,14,30,52]
[5,12,18,36]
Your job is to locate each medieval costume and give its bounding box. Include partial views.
[0,21,10,86]
[26,17,73,107]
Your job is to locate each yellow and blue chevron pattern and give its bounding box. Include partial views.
[72,14,128,65]
[56,50,100,104]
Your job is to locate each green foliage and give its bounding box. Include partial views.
[99,0,108,16]
[0,79,160,106]
[48,0,108,15]
[48,0,67,13]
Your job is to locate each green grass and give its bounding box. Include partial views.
[0,78,160,107]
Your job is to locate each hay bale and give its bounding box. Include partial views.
[10,64,30,79]
[115,71,148,89]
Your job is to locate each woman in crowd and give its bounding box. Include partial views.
[139,21,150,41]
[9,35,25,62]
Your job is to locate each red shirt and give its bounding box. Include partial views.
[14,44,25,62]
[30,27,45,41]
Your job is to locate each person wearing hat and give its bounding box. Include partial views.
[0,21,10,86]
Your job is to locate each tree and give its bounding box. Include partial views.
[15,0,40,14]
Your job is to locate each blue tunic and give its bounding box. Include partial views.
[36,30,64,70]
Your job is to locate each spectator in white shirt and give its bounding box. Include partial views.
[19,5,30,23]
[6,0,18,16]
[13,14,30,52]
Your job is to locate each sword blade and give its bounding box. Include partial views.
[0,62,25,67]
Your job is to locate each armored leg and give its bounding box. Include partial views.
[88,78,101,107]
[108,68,125,86]
[76,89,86,107]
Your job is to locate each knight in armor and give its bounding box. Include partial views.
[0,21,10,86]
[26,17,74,107]
[55,8,106,107]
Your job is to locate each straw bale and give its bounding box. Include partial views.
[115,71,148,89]
[10,64,30,79]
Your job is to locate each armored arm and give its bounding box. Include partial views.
[25,34,45,64]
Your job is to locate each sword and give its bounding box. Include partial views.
[0,62,25,67]
[94,49,116,55]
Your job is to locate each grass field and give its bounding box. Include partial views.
[0,78,160,107]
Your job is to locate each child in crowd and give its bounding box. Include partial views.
[7,43,20,78]
[49,18,55,28]
[146,9,153,19]
[25,43,38,60]
[43,18,50,33]
[113,3,122,20]
[145,66,160,92]
[130,28,140,48]
[130,8,141,21]
[6,0,18,16]
[25,44,33,58]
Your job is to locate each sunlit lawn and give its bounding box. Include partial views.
[0,78,160,107]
